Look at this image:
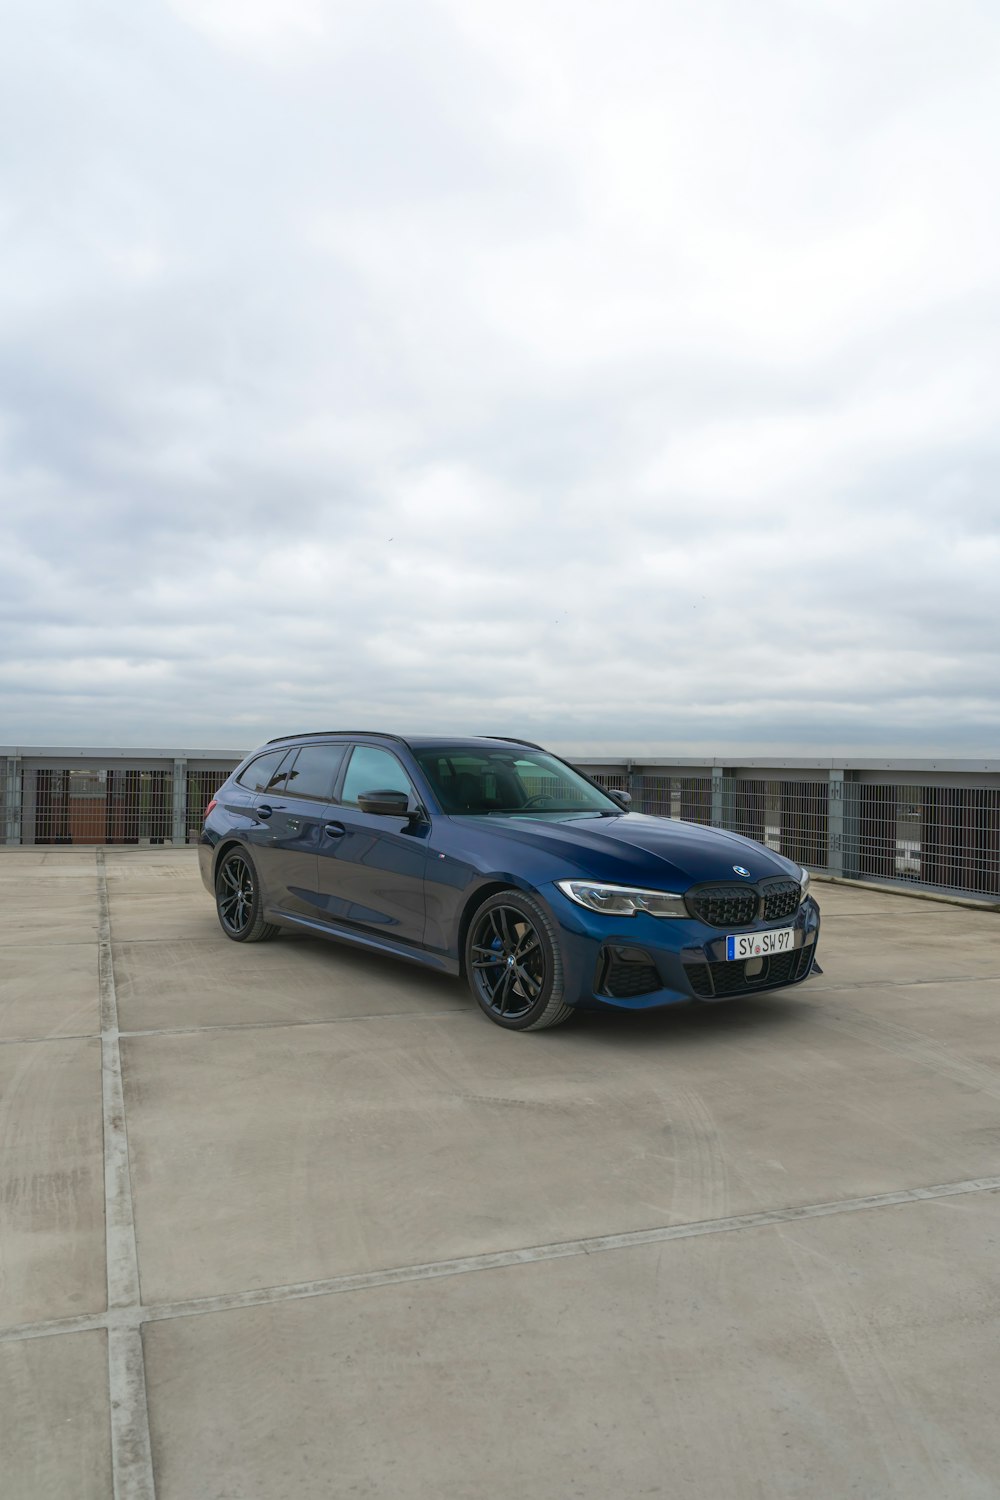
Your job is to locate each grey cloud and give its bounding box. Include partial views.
[1,0,999,753]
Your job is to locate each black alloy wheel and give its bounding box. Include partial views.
[465,890,573,1031]
[215,849,279,943]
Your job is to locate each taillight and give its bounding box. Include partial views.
[204,799,218,820]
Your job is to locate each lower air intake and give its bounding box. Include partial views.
[685,946,813,999]
[599,948,662,999]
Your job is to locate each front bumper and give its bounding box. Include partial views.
[543,887,822,1011]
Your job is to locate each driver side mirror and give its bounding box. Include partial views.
[357,789,418,819]
[607,788,632,809]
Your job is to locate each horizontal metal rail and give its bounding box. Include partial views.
[2,748,999,904]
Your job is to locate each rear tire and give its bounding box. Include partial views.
[464,890,574,1031]
[215,848,280,943]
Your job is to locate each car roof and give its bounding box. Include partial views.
[264,731,544,752]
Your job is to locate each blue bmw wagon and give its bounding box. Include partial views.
[199,731,821,1031]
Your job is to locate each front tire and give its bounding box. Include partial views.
[464,890,573,1031]
[215,848,280,943]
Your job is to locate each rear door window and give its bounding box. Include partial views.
[235,749,290,792]
[283,743,348,801]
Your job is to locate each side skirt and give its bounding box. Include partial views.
[263,908,461,976]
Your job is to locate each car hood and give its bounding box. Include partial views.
[455,811,800,887]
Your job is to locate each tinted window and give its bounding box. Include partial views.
[412,746,615,814]
[283,743,347,801]
[264,759,297,792]
[236,749,289,792]
[341,746,414,807]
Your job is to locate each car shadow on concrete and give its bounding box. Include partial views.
[271,928,816,1045]
[565,990,812,1043]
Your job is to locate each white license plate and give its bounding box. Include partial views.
[726,928,799,961]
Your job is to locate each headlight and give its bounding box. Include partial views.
[800,867,810,899]
[556,879,687,918]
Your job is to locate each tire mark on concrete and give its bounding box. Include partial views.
[804,1004,1000,1101]
[667,1085,733,1226]
[777,1226,967,1497]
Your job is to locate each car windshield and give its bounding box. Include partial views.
[412,746,619,816]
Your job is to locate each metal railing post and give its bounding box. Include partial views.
[172,758,187,846]
[3,755,22,846]
[826,770,844,876]
[711,766,724,828]
[841,772,861,881]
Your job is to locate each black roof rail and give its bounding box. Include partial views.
[264,730,544,750]
[481,735,544,750]
[266,730,412,746]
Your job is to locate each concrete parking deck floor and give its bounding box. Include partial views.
[2,849,999,1499]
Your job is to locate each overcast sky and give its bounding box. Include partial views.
[2,0,999,755]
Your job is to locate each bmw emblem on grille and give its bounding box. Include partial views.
[733,865,751,878]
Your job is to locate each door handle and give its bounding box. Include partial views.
[324,821,346,838]
[256,804,284,820]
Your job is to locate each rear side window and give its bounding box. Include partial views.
[283,743,347,801]
[235,749,289,792]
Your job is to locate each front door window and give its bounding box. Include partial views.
[340,746,415,807]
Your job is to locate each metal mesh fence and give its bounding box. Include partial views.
[2,753,999,900]
[615,773,999,900]
[626,773,831,856]
[633,774,713,823]
[27,767,174,845]
[721,778,830,868]
[588,771,630,796]
[846,782,1000,897]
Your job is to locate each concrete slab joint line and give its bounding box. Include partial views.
[96,849,156,1500]
[4,1173,1000,1347]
